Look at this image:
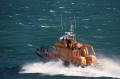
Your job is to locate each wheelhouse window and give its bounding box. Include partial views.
[64,51,70,55]
[53,47,61,53]
[58,49,61,52]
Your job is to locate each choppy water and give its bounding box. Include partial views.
[0,0,120,79]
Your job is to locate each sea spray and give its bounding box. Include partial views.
[100,58,120,76]
[19,59,120,78]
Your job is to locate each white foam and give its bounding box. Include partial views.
[84,26,88,28]
[59,7,64,8]
[40,26,56,28]
[27,44,32,46]
[19,59,120,78]
[25,7,29,8]
[106,8,111,10]
[93,36,103,38]
[15,14,21,15]
[50,10,55,13]
[9,16,13,17]
[83,19,89,21]
[64,11,72,13]
[40,26,50,28]
[38,18,46,21]
[97,29,102,31]
[71,3,74,4]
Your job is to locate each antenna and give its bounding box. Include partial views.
[74,15,76,29]
[74,15,77,41]
[64,21,66,32]
[70,21,74,33]
[61,15,63,30]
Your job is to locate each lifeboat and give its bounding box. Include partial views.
[36,25,102,68]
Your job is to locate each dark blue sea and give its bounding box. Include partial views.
[0,0,120,79]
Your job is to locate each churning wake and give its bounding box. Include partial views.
[19,58,120,78]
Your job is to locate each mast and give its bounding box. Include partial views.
[61,15,63,30]
[74,15,76,40]
[60,16,76,41]
[74,15,76,29]
[64,24,76,41]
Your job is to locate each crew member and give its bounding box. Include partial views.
[61,37,64,42]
